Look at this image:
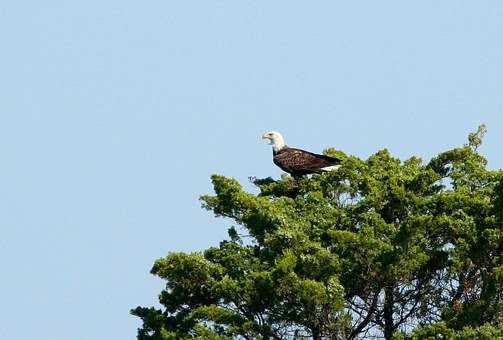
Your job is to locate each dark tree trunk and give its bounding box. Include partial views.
[383,286,395,340]
[312,326,321,340]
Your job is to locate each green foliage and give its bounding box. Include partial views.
[132,127,502,339]
[394,321,503,340]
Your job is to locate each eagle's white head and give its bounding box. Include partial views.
[262,131,286,152]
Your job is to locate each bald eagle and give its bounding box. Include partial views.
[262,131,341,177]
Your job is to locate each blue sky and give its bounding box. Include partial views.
[1,2,502,339]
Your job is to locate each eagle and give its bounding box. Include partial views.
[262,131,341,177]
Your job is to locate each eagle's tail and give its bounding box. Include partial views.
[320,165,341,172]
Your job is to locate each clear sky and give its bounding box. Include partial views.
[1,2,502,339]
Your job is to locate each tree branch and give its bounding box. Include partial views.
[349,290,380,339]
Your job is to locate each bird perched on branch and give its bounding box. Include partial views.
[262,131,341,178]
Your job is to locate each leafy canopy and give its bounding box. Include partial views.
[132,127,502,339]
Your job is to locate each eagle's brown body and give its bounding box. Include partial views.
[273,147,341,177]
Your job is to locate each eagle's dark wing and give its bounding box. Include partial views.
[273,147,341,175]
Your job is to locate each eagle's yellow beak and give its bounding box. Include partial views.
[262,133,274,145]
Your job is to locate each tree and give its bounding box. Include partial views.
[132,128,502,339]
